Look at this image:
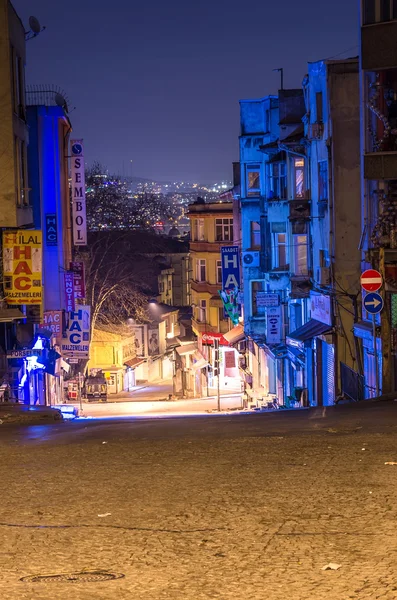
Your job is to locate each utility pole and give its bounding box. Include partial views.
[214,338,221,411]
[380,248,393,394]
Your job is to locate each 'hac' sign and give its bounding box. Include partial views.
[70,139,87,246]
[61,306,91,359]
[2,230,42,306]
[45,214,57,246]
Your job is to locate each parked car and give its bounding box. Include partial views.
[85,376,108,402]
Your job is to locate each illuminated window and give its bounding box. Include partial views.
[293,235,308,275]
[246,166,261,197]
[196,259,206,282]
[194,218,205,241]
[294,158,305,198]
[215,218,233,241]
[273,233,287,268]
[198,299,207,323]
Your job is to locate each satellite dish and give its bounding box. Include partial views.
[55,93,66,108]
[29,16,41,34]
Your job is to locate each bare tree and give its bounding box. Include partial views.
[75,234,151,334]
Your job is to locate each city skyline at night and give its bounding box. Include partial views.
[13,0,358,182]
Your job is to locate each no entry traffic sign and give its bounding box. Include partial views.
[360,269,382,292]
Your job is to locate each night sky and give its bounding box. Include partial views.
[13,0,358,183]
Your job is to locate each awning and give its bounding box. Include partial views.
[191,350,208,371]
[287,319,332,348]
[176,343,197,356]
[0,308,24,322]
[124,357,146,368]
[223,324,245,345]
[353,321,373,341]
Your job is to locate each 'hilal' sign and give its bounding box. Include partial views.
[70,140,87,246]
[221,246,240,290]
[2,230,42,306]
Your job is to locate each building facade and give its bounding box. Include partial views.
[356,0,397,397]
[239,62,361,408]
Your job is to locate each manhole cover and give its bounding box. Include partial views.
[20,571,124,583]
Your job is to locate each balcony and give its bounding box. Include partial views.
[361,21,397,71]
[307,122,324,141]
[191,280,221,295]
[190,241,225,253]
[191,318,216,334]
[290,276,311,299]
[289,199,311,220]
[364,151,397,180]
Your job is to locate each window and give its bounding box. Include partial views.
[216,260,222,284]
[268,162,287,199]
[198,299,207,323]
[265,109,270,133]
[293,158,305,198]
[381,0,391,20]
[318,160,328,218]
[273,233,287,269]
[196,259,206,282]
[246,166,261,197]
[218,307,227,324]
[15,138,27,206]
[215,218,233,241]
[316,92,323,123]
[363,0,376,23]
[318,161,328,201]
[293,235,308,275]
[194,218,205,241]
[319,249,330,268]
[363,0,396,23]
[250,221,261,250]
[244,138,252,148]
[12,51,24,117]
[251,280,266,317]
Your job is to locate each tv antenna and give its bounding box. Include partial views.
[25,16,46,41]
[273,67,284,90]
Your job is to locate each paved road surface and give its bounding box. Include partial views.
[1,400,397,599]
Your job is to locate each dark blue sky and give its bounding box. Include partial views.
[14,0,358,183]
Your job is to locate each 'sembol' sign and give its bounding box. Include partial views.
[70,140,87,246]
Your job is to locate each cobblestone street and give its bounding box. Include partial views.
[1,401,397,599]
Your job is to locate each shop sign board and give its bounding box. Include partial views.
[2,230,42,306]
[61,306,90,358]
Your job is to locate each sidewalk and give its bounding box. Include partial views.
[0,403,63,425]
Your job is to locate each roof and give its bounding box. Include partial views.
[223,324,245,345]
[124,357,145,368]
[0,308,24,322]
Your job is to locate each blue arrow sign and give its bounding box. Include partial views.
[363,292,384,314]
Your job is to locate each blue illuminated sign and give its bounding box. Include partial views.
[45,213,57,246]
[221,246,240,290]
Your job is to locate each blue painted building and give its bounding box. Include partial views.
[239,61,362,407]
[27,99,73,312]
[25,93,74,404]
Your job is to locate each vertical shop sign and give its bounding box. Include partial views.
[70,139,87,246]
